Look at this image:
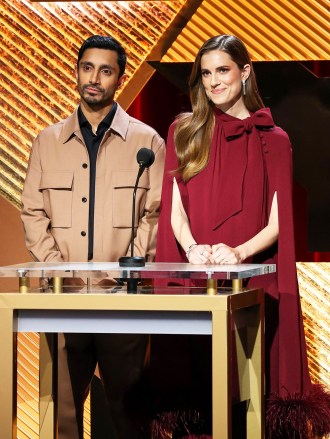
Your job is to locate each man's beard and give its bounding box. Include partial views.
[79,84,106,107]
[82,94,103,107]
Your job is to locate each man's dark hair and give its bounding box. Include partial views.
[77,35,126,77]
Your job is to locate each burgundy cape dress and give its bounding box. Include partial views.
[153,108,330,438]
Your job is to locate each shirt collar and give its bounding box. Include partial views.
[61,102,129,143]
[77,102,117,133]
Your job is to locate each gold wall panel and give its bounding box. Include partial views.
[17,333,91,439]
[297,262,330,388]
[17,333,39,439]
[162,0,330,62]
[0,0,187,209]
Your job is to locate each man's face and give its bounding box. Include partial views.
[76,48,125,110]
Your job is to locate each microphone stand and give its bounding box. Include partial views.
[119,164,146,293]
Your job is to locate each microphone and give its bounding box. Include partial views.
[137,147,155,169]
[119,148,155,271]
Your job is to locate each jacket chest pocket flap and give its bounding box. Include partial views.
[112,170,150,228]
[39,171,74,228]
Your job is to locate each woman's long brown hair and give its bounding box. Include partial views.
[174,34,264,182]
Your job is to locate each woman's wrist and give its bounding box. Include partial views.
[185,243,197,259]
[235,245,247,262]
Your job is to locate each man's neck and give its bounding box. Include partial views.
[80,101,114,133]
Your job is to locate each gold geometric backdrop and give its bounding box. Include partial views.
[0,0,187,208]
[1,1,329,209]
[162,0,330,62]
[297,263,330,389]
[1,1,329,439]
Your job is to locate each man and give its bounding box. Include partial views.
[21,35,165,439]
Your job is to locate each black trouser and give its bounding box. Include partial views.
[57,333,150,439]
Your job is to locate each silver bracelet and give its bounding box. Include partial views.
[185,243,197,259]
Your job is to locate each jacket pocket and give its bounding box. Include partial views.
[112,170,150,228]
[39,171,74,228]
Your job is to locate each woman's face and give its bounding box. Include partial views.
[200,49,250,114]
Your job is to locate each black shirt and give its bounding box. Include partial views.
[78,103,117,260]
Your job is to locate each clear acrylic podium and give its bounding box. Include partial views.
[0,262,275,439]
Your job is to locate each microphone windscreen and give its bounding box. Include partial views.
[136,148,155,168]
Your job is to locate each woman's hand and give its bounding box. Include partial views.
[210,243,245,265]
[187,244,212,264]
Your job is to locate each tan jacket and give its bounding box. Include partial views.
[21,104,165,263]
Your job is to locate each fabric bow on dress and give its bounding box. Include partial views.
[211,108,274,231]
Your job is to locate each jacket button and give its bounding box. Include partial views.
[81,231,86,237]
[82,163,88,169]
[82,197,87,203]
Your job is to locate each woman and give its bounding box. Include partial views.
[154,35,330,438]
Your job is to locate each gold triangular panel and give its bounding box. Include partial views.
[162,0,330,62]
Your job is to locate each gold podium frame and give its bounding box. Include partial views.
[0,262,269,439]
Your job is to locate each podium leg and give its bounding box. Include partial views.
[232,279,243,292]
[233,297,264,439]
[0,308,16,439]
[207,278,217,295]
[246,304,264,438]
[19,275,30,293]
[212,309,232,438]
[52,277,63,294]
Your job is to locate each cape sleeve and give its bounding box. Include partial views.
[262,125,330,439]
[155,122,184,263]
[263,126,311,395]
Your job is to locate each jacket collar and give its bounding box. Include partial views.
[61,108,81,144]
[61,103,129,144]
[108,103,129,140]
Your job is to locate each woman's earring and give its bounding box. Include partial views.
[242,79,246,96]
